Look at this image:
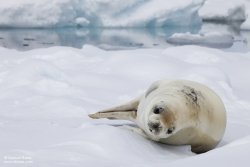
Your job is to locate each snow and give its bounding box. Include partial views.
[0,0,204,28]
[0,45,250,166]
[166,32,234,48]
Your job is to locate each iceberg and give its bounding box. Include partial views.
[0,0,204,28]
[198,0,250,30]
[166,32,234,48]
[1,0,250,30]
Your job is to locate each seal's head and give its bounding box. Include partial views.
[144,99,182,140]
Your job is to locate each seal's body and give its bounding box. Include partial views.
[89,80,227,153]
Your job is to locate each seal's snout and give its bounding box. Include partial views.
[152,123,160,129]
[148,122,162,134]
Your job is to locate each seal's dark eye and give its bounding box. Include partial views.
[153,107,164,114]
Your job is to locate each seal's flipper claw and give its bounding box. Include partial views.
[88,113,100,119]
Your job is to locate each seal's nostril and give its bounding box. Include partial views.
[152,124,159,129]
[149,129,153,132]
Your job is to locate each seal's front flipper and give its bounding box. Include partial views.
[191,144,213,154]
[88,97,140,122]
[89,110,137,122]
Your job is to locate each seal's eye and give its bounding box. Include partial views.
[153,107,164,114]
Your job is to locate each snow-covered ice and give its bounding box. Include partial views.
[0,45,250,166]
[166,32,234,48]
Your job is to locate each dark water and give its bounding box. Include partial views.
[0,23,249,51]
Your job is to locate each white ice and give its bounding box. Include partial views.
[0,45,250,166]
[166,32,234,48]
